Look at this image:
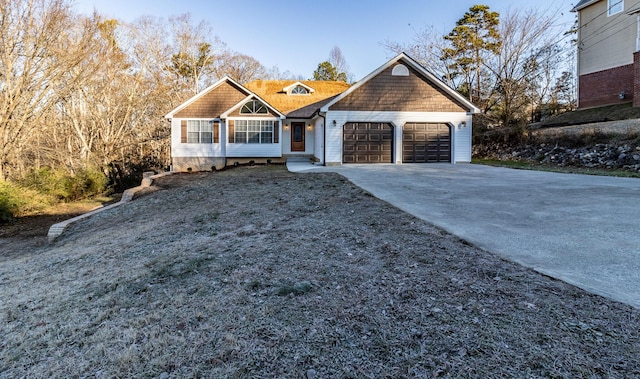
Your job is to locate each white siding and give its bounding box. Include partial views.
[306,127,315,155]
[171,118,224,158]
[324,111,472,164]
[226,144,281,157]
[226,118,282,157]
[313,117,325,162]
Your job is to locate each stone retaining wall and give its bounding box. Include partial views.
[474,142,640,172]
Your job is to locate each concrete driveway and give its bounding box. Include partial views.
[289,162,640,308]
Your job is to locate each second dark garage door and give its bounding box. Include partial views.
[403,123,451,163]
[343,122,393,163]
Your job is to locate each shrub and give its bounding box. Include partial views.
[0,181,20,222]
[65,168,109,201]
[20,167,67,200]
[0,180,52,222]
[20,167,108,202]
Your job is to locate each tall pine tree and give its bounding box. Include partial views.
[443,4,500,105]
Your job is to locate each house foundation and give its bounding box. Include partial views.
[172,157,226,172]
[578,64,634,108]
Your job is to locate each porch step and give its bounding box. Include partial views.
[285,156,313,162]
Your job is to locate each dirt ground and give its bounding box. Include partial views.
[1,166,639,378]
[0,213,80,261]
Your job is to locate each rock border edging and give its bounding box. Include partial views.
[47,171,173,242]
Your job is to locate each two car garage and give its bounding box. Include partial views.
[342,122,451,164]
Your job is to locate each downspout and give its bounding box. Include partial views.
[576,9,582,109]
[316,111,327,166]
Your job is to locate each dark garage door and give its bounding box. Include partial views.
[343,122,393,163]
[403,123,451,163]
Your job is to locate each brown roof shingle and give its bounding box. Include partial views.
[245,80,350,118]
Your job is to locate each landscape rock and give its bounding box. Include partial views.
[474,139,640,172]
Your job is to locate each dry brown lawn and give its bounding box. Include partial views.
[1,166,639,378]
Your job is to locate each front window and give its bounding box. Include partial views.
[187,120,212,143]
[608,0,623,16]
[234,120,274,144]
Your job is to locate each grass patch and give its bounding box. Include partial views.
[473,158,640,178]
[276,281,313,296]
[2,167,639,378]
[41,196,118,215]
[538,103,640,128]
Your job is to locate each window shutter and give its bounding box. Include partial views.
[213,121,220,143]
[228,120,234,143]
[273,120,279,143]
[181,120,187,143]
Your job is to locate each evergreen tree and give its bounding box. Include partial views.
[312,61,347,82]
[443,4,500,104]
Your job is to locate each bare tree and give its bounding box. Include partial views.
[328,46,353,82]
[383,5,570,128]
[264,66,304,80]
[485,8,561,126]
[382,26,462,89]
[54,16,171,182]
[213,52,267,83]
[0,0,100,180]
[166,14,224,94]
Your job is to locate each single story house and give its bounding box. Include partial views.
[165,53,480,171]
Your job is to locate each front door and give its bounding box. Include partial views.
[291,122,305,152]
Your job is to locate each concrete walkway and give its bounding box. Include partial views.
[288,161,640,308]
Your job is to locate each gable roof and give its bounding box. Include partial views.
[245,80,351,117]
[165,76,250,118]
[572,0,600,12]
[165,76,285,119]
[282,81,316,94]
[220,94,285,119]
[320,53,481,114]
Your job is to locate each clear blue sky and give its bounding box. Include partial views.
[73,0,577,81]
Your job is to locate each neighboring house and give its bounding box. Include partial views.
[573,0,640,108]
[164,53,480,171]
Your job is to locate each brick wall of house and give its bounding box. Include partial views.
[634,52,640,107]
[578,64,634,108]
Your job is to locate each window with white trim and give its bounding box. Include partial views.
[291,85,309,95]
[608,0,623,16]
[240,100,268,114]
[234,120,274,144]
[187,120,213,143]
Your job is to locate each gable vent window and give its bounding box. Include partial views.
[608,0,623,16]
[392,64,410,76]
[291,85,309,95]
[240,100,268,114]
